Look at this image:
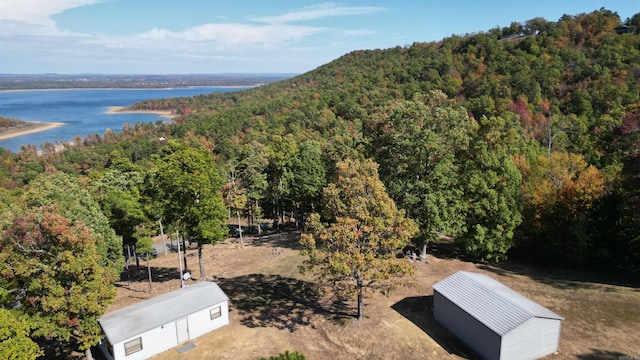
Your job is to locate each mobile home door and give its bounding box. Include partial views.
[175,318,189,344]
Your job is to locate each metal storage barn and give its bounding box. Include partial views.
[432,271,563,360]
[98,281,229,360]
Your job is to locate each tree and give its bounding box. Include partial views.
[518,151,607,263]
[612,111,640,270]
[366,91,476,258]
[24,172,124,277]
[0,207,116,357]
[265,134,298,230]
[237,141,270,235]
[289,140,326,227]
[260,351,307,360]
[155,143,227,279]
[458,115,523,261]
[0,309,43,360]
[90,169,146,251]
[223,166,248,248]
[300,159,417,320]
[135,234,155,292]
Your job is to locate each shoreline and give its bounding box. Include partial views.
[105,106,174,119]
[0,121,65,141]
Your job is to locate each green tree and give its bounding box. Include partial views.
[260,350,307,360]
[155,144,227,279]
[135,233,155,292]
[300,159,417,320]
[237,141,270,235]
[0,309,43,360]
[290,140,326,227]
[459,115,523,260]
[0,207,116,357]
[90,169,146,250]
[265,134,298,230]
[366,91,476,258]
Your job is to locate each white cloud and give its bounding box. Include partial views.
[341,29,377,36]
[0,0,100,26]
[138,27,174,41]
[254,2,384,24]
[0,1,384,73]
[139,23,325,45]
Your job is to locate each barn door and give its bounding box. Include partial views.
[175,318,189,344]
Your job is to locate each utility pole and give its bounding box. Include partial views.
[159,219,167,255]
[176,230,185,288]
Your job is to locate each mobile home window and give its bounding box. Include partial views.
[124,337,142,356]
[210,306,221,320]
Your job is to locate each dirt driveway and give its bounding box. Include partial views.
[107,231,640,360]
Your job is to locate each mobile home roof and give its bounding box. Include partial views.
[99,281,228,344]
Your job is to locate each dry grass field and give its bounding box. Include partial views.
[103,230,640,360]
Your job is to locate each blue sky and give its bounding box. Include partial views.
[0,0,637,74]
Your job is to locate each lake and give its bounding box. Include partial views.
[0,87,249,152]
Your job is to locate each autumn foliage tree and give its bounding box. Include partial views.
[300,159,417,320]
[0,207,117,357]
[25,172,124,275]
[518,151,606,263]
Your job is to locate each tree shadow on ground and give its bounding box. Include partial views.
[391,296,481,360]
[118,266,182,284]
[248,230,302,250]
[427,240,475,262]
[426,238,640,291]
[476,261,640,292]
[37,337,86,360]
[218,273,350,331]
[576,349,632,359]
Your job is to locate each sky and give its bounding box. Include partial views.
[0,0,637,74]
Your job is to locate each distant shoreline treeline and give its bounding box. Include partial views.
[0,73,296,91]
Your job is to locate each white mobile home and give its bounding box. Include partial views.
[98,281,229,360]
[433,271,563,360]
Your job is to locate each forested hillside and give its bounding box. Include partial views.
[1,9,639,356]
[128,9,640,268]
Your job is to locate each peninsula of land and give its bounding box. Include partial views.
[0,121,65,141]
[106,106,173,119]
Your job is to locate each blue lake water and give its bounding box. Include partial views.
[0,87,249,152]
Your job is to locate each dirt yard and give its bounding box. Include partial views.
[106,231,640,360]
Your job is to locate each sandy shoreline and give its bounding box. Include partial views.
[106,106,174,119]
[0,121,65,141]
[0,107,172,143]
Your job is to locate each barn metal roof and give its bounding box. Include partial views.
[99,281,228,344]
[433,271,563,336]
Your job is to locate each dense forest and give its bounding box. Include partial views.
[1,9,639,357]
[120,8,640,269]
